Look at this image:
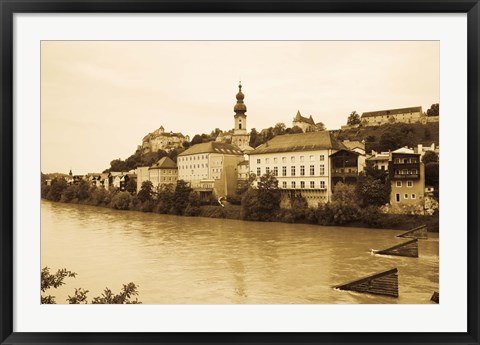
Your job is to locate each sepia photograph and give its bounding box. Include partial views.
[40,40,440,305]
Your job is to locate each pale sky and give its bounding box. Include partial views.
[41,41,439,174]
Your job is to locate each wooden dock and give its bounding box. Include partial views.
[397,224,428,239]
[374,239,419,258]
[335,268,398,298]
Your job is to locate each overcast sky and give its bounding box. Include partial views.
[41,41,439,174]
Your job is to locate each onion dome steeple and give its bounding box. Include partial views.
[234,82,247,114]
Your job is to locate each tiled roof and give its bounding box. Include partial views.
[361,106,422,118]
[250,131,347,155]
[366,155,390,161]
[178,141,243,156]
[149,156,177,169]
[330,149,360,157]
[343,140,365,151]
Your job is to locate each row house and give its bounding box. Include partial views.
[136,156,178,193]
[177,141,244,198]
[248,131,348,207]
[330,149,363,186]
[389,147,425,207]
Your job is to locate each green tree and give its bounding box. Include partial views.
[155,184,175,214]
[347,111,361,125]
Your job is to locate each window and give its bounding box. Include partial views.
[265,167,270,174]
[396,193,400,202]
[300,156,304,162]
[282,181,287,188]
[291,181,296,188]
[273,167,278,176]
[282,166,287,176]
[310,181,315,188]
[282,157,287,163]
[319,155,325,161]
[396,181,402,187]
[411,169,418,174]
[411,194,416,199]
[310,155,314,162]
[319,165,325,175]
[407,180,413,187]
[274,157,278,164]
[300,165,305,176]
[291,166,296,176]
[291,156,295,163]
[320,181,326,189]
[300,181,305,188]
[310,165,315,175]
[257,159,261,164]
[394,158,400,164]
[402,169,408,174]
[256,167,261,176]
[265,158,270,164]
[404,193,409,199]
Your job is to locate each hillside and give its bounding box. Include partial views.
[333,122,439,153]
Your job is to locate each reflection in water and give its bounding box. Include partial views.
[41,200,439,304]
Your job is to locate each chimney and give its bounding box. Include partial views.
[418,144,423,154]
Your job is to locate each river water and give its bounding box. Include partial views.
[41,200,439,304]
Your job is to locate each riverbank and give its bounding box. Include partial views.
[41,197,439,233]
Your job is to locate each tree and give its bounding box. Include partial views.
[249,128,259,148]
[42,266,141,304]
[347,111,361,125]
[137,180,154,202]
[241,171,281,222]
[109,159,127,172]
[422,151,439,164]
[355,175,390,206]
[46,178,68,202]
[425,162,439,187]
[191,134,203,145]
[316,122,326,131]
[125,178,137,194]
[110,191,132,210]
[173,180,193,215]
[273,123,286,136]
[155,184,175,214]
[427,103,439,116]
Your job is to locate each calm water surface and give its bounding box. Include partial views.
[41,200,439,304]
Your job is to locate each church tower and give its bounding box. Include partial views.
[232,82,250,151]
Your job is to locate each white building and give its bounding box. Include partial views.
[361,106,424,126]
[248,131,347,207]
[177,141,244,197]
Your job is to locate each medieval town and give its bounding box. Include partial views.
[40,41,439,305]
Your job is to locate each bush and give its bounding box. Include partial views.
[110,192,132,210]
[226,194,242,205]
[199,205,225,218]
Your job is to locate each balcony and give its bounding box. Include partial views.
[393,173,419,180]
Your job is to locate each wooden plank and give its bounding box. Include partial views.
[431,291,439,303]
[397,224,428,239]
[374,239,418,258]
[335,268,398,298]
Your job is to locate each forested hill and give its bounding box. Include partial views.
[334,122,439,153]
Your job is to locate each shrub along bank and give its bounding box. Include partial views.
[42,176,438,232]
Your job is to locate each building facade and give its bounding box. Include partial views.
[292,111,317,132]
[136,156,178,193]
[361,106,424,126]
[389,148,425,207]
[330,149,362,186]
[177,141,244,197]
[141,126,190,153]
[248,131,347,207]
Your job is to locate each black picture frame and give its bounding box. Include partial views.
[1,1,479,344]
